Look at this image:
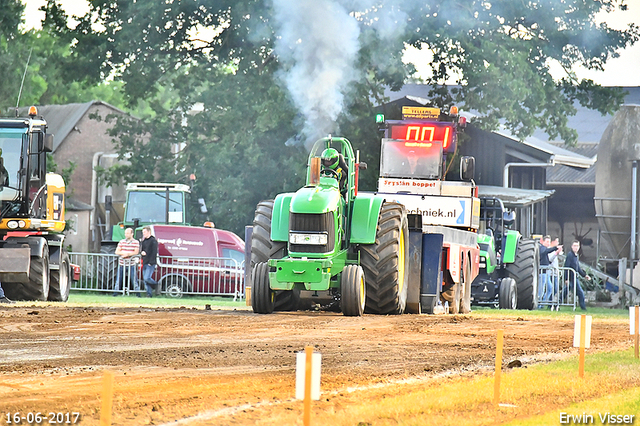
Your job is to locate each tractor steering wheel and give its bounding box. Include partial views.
[321,168,340,180]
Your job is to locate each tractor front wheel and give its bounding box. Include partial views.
[48,252,71,302]
[251,262,274,314]
[341,265,366,316]
[499,277,518,309]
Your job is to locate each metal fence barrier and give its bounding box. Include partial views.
[537,266,578,310]
[70,252,245,300]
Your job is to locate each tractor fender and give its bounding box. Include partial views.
[502,230,521,264]
[349,194,385,244]
[270,193,295,242]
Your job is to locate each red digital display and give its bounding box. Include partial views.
[389,122,456,152]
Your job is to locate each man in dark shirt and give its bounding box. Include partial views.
[140,226,159,297]
[564,240,590,310]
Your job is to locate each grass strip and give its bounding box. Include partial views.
[504,385,640,426]
[18,293,249,310]
[292,348,640,426]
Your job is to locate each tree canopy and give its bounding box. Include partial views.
[35,0,640,234]
[0,0,131,113]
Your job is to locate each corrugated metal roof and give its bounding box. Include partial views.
[494,130,595,168]
[18,101,126,152]
[478,185,555,208]
[546,143,598,186]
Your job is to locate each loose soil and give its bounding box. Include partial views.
[0,304,632,425]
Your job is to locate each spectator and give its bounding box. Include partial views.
[563,240,590,311]
[538,235,561,303]
[113,227,141,297]
[0,280,14,303]
[548,237,563,303]
[140,226,159,297]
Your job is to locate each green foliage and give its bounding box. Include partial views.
[95,68,308,236]
[403,0,639,144]
[62,0,639,234]
[0,0,23,39]
[0,1,129,114]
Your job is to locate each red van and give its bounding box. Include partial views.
[149,225,245,297]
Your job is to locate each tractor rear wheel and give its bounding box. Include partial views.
[251,262,274,314]
[251,199,300,311]
[97,244,118,290]
[341,265,366,316]
[505,238,539,310]
[48,252,71,302]
[360,202,409,314]
[4,252,50,301]
[498,277,518,309]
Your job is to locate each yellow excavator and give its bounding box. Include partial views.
[0,106,71,301]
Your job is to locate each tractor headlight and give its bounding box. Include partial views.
[289,232,328,245]
[6,220,18,229]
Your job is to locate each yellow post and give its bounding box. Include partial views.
[100,371,114,426]
[579,315,586,378]
[494,329,504,408]
[304,346,313,426]
[635,305,639,359]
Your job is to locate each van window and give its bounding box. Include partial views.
[221,248,244,267]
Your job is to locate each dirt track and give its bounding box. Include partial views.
[0,305,633,425]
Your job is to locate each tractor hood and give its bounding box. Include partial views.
[290,178,342,214]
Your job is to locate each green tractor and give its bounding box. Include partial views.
[250,136,409,316]
[470,197,539,309]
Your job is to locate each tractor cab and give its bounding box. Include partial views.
[108,182,192,242]
[0,107,63,231]
[478,197,516,259]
